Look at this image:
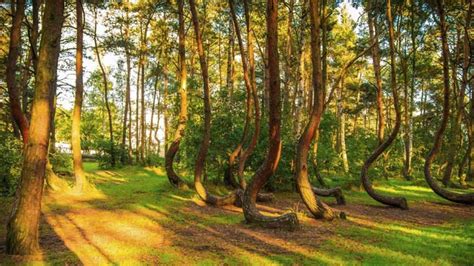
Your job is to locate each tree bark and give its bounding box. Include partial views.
[295,0,344,220]
[72,0,88,193]
[367,0,384,145]
[7,0,64,254]
[140,20,150,163]
[242,0,299,229]
[360,0,408,210]
[166,0,188,189]
[236,0,262,190]
[93,5,115,167]
[7,0,29,144]
[121,0,132,163]
[189,0,239,206]
[424,0,474,204]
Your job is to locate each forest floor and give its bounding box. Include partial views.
[1,162,474,265]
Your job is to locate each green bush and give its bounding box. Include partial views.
[49,152,73,175]
[0,132,23,196]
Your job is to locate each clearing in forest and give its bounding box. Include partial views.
[1,162,473,265]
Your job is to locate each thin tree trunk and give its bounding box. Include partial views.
[367,0,384,145]
[148,75,159,156]
[135,60,141,162]
[189,0,238,206]
[140,20,150,163]
[242,0,299,229]
[121,0,132,163]
[225,0,252,190]
[93,5,115,167]
[72,0,88,192]
[166,0,188,188]
[6,0,64,254]
[442,28,463,186]
[6,0,29,144]
[236,0,262,190]
[360,0,408,210]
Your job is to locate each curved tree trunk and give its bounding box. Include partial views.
[360,0,408,210]
[6,0,29,144]
[223,0,252,189]
[242,0,299,229]
[72,0,89,193]
[166,0,188,189]
[189,0,239,206]
[424,0,474,204]
[295,0,344,220]
[93,5,115,167]
[6,0,64,254]
[235,0,262,191]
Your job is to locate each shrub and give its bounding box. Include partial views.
[0,132,23,196]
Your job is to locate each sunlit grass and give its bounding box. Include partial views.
[1,162,473,265]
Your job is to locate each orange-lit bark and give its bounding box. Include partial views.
[166,0,188,189]
[424,0,474,204]
[360,0,408,209]
[7,0,64,254]
[189,0,239,206]
[242,0,299,229]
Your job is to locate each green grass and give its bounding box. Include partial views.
[1,162,473,265]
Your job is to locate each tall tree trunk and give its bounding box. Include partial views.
[140,20,150,163]
[72,0,88,192]
[166,0,188,189]
[367,0,384,145]
[225,0,252,189]
[93,5,115,167]
[403,2,416,180]
[236,0,262,190]
[360,0,408,210]
[121,0,132,163]
[424,0,474,204]
[226,16,235,101]
[135,60,141,162]
[6,0,64,254]
[242,0,299,229]
[189,0,238,206]
[282,0,294,116]
[442,28,463,186]
[295,0,344,221]
[6,0,29,144]
[148,75,159,156]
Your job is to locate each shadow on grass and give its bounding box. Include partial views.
[3,163,473,264]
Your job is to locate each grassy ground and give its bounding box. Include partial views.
[1,162,474,265]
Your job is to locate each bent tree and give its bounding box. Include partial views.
[224,0,252,189]
[360,0,408,210]
[295,0,344,220]
[189,0,238,206]
[235,0,262,191]
[242,0,299,230]
[165,0,188,189]
[424,0,474,204]
[7,0,64,254]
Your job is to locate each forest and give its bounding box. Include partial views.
[0,0,473,264]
